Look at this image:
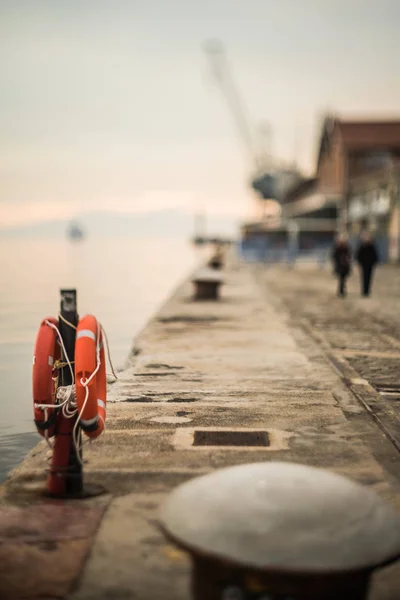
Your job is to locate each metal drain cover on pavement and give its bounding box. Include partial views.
[193,430,270,447]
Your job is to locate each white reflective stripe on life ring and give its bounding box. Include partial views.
[76,329,96,341]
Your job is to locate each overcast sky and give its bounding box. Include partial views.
[1,0,400,228]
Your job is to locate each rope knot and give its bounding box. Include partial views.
[56,384,76,404]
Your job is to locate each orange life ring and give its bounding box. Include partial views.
[32,317,60,437]
[75,314,106,439]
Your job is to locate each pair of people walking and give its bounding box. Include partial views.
[332,232,379,297]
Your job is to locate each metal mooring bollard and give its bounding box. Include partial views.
[160,462,400,600]
[192,268,223,300]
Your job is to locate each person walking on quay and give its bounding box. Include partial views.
[332,233,352,297]
[356,231,379,297]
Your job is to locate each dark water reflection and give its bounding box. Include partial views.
[0,432,40,482]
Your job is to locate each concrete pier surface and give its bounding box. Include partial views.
[1,259,400,599]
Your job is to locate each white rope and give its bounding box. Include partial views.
[34,385,78,451]
[45,319,75,384]
[34,385,75,413]
[101,324,118,380]
[36,318,116,468]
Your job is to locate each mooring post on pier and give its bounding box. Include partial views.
[192,268,223,301]
[160,462,400,600]
[46,289,82,497]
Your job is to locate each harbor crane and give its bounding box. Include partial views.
[203,39,275,200]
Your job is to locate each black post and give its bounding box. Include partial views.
[59,289,82,495]
[47,288,105,498]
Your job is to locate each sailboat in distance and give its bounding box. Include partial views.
[67,220,85,241]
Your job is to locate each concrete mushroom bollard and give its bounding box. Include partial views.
[192,268,223,301]
[159,462,400,600]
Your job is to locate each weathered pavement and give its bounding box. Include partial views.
[260,263,400,467]
[1,259,400,599]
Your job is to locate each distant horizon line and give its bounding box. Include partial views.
[0,206,241,237]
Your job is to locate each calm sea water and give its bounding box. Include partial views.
[0,235,202,481]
